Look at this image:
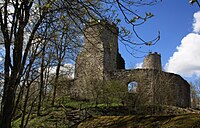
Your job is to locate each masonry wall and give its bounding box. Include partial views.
[110,69,191,107]
[73,20,124,99]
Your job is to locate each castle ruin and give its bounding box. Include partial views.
[72,20,191,107]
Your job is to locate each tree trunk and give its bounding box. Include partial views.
[1,81,15,128]
[20,83,31,128]
[51,61,61,106]
[37,46,45,116]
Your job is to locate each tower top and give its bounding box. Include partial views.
[143,52,162,70]
[86,19,117,27]
[148,52,160,56]
[84,19,118,34]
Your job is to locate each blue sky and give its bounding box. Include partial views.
[118,1,200,81]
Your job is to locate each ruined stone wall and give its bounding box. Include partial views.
[170,74,191,107]
[73,50,104,98]
[73,20,124,99]
[110,69,191,107]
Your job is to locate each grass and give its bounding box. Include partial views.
[55,96,122,109]
[78,114,200,128]
[12,97,200,128]
[11,97,123,128]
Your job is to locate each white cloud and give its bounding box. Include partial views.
[193,11,200,33]
[50,63,75,79]
[135,62,143,69]
[166,33,200,77]
[166,11,200,77]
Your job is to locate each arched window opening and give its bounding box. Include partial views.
[128,81,138,93]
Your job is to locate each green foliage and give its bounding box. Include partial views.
[101,80,127,104]
[87,80,128,106]
[130,16,139,23]
[12,118,21,128]
[145,12,154,18]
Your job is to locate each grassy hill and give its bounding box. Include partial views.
[78,114,200,128]
[11,97,200,128]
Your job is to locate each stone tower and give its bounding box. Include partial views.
[73,20,125,98]
[143,52,162,70]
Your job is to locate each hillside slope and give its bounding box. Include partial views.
[78,114,200,128]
